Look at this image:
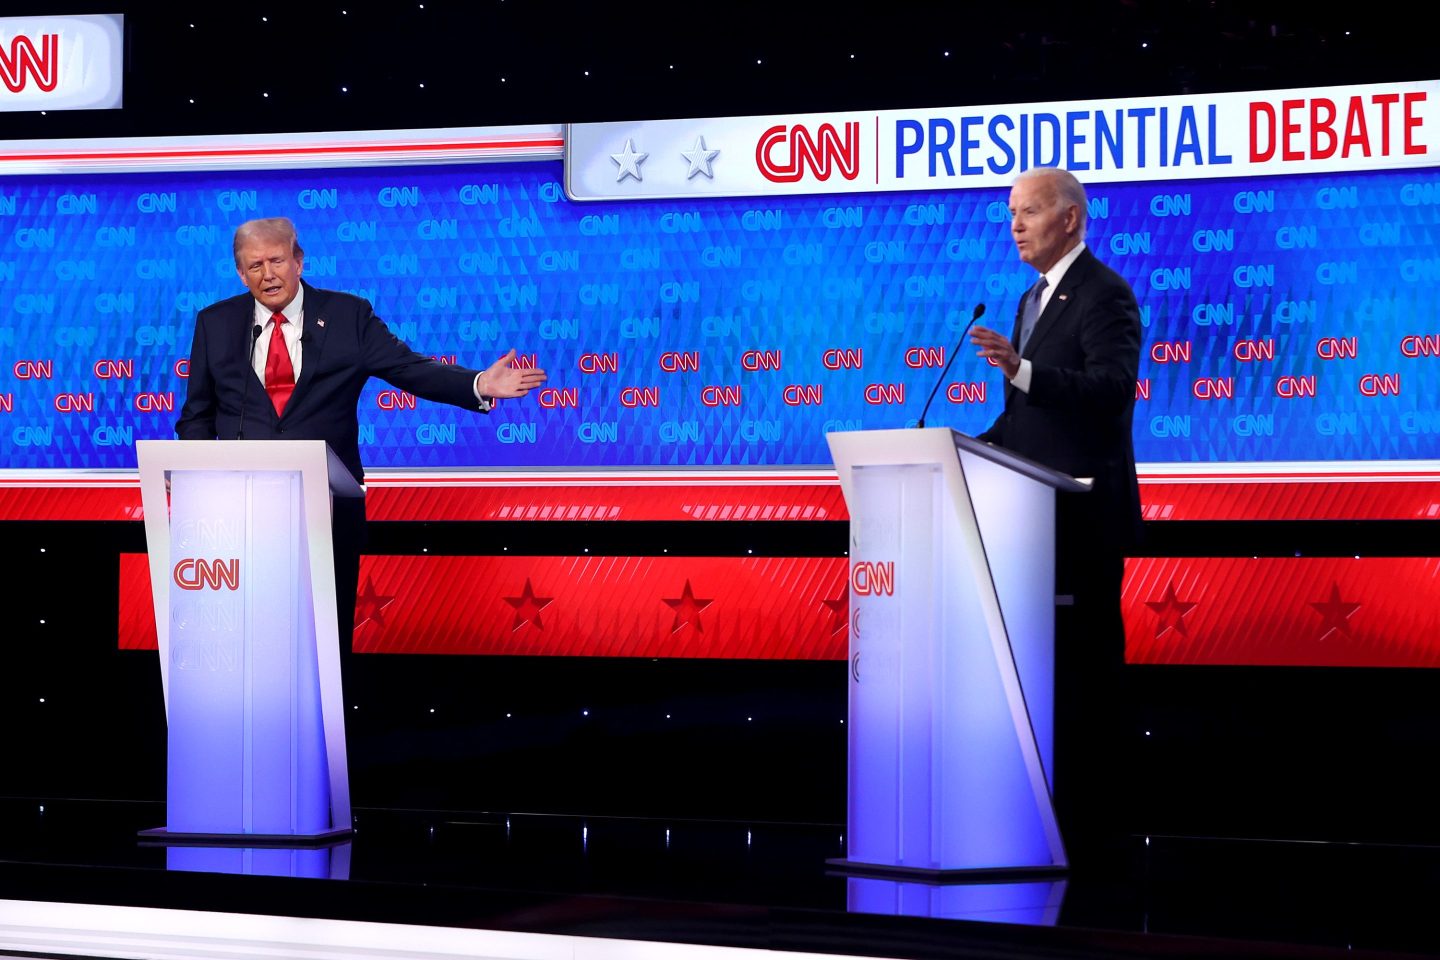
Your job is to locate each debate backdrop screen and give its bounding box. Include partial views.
[2,147,1438,471]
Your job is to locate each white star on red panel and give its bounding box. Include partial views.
[1310,581,1361,641]
[1145,580,1197,638]
[663,578,714,634]
[353,575,396,632]
[504,577,554,631]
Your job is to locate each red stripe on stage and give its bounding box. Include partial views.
[0,139,564,164]
[1124,557,1440,667]
[1140,481,1440,520]
[118,553,156,650]
[119,554,850,660]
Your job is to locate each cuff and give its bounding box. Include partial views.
[1010,358,1033,393]
[472,373,494,412]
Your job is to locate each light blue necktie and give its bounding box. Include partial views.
[1018,277,1048,352]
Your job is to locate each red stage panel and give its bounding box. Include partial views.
[351,555,848,658]
[1140,478,1440,521]
[1124,557,1440,667]
[118,552,155,650]
[120,553,850,660]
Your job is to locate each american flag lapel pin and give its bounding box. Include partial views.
[1057,294,1069,301]
[316,318,326,328]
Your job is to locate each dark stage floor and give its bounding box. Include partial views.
[3,798,1440,959]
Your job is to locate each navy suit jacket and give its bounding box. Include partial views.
[977,247,1143,550]
[175,281,488,484]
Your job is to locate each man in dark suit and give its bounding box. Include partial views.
[969,167,1142,847]
[176,217,547,642]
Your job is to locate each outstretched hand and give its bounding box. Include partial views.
[479,348,548,398]
[969,326,1020,379]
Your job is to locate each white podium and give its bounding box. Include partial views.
[826,428,1090,877]
[135,440,363,844]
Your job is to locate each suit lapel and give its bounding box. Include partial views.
[235,298,272,416]
[1021,248,1094,358]
[285,281,328,416]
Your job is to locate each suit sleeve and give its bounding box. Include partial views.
[357,302,491,412]
[1025,278,1140,416]
[174,308,217,439]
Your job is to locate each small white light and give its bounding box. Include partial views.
[39,620,45,625]
[352,705,358,710]
[500,77,506,83]
[419,83,425,89]
[341,86,348,92]
[506,712,512,718]
[747,716,753,722]
[429,708,435,714]
[261,16,268,22]
[584,547,589,553]
[1141,41,1148,48]
[189,23,195,27]
[666,714,671,719]
[263,92,269,98]
[39,805,45,813]
[747,830,752,844]
[944,50,950,57]
[840,719,845,724]
[1145,836,1151,846]
[582,709,589,716]
[39,548,46,553]
[849,54,855,60]
[755,59,762,65]
[584,70,590,76]
[39,698,46,703]
[669,64,674,70]
[423,547,428,553]
[1145,730,1151,736]
[747,549,753,554]
[188,98,195,104]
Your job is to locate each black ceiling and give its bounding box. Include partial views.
[1,1,1426,141]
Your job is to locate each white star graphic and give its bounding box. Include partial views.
[610,138,648,183]
[680,135,720,180]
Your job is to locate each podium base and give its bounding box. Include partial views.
[825,857,1068,882]
[138,826,353,847]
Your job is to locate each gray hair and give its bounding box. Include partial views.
[233,217,304,265]
[1014,167,1087,239]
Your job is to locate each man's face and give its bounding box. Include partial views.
[1009,175,1078,273]
[236,238,304,312]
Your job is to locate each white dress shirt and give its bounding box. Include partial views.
[1012,241,1087,394]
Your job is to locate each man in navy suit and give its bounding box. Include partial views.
[176,217,547,641]
[969,167,1142,847]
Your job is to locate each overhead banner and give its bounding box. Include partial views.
[566,79,1438,200]
[0,14,124,112]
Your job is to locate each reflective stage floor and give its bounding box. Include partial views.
[3,798,1439,959]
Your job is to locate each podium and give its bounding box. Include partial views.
[135,440,363,844]
[825,428,1090,877]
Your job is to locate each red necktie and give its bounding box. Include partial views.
[264,312,296,416]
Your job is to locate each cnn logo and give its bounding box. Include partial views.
[173,558,240,591]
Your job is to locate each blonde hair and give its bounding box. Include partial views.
[233,217,304,265]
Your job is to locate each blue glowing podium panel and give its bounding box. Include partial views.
[136,440,362,842]
[827,428,1088,876]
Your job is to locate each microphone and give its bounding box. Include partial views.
[916,303,985,428]
[236,322,262,439]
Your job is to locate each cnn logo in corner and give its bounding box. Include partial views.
[0,15,124,112]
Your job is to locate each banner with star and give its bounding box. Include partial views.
[1124,557,1440,666]
[121,553,849,659]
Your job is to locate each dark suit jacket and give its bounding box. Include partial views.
[977,247,1143,552]
[175,281,487,484]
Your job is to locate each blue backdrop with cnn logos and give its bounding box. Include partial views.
[1,162,1437,469]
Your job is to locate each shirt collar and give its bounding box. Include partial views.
[1039,241,1086,291]
[253,285,305,329]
